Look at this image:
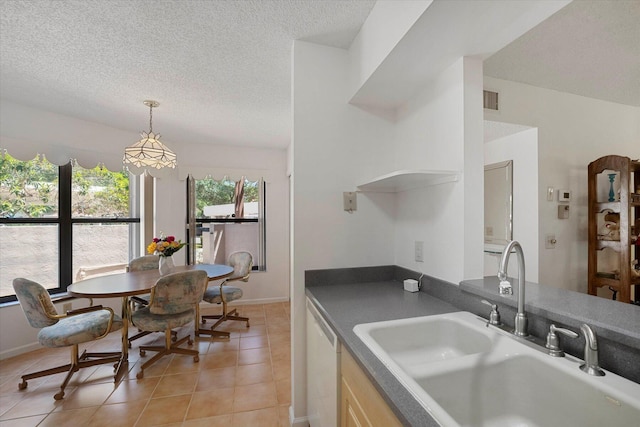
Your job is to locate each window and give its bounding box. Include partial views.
[186,176,265,270]
[0,154,140,303]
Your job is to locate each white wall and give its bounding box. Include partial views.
[0,101,137,169]
[0,101,290,358]
[484,126,539,281]
[292,40,396,424]
[484,77,640,293]
[155,140,290,305]
[292,38,485,421]
[391,57,484,284]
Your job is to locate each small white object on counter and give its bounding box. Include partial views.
[404,279,419,292]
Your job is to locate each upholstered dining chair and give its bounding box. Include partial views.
[201,251,252,335]
[126,255,166,347]
[13,278,123,400]
[128,254,160,272]
[131,269,208,379]
[127,255,159,311]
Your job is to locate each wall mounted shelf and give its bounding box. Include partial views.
[357,169,459,193]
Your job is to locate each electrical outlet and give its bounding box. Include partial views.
[62,302,72,313]
[415,241,424,262]
[545,234,557,249]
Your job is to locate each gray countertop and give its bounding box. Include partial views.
[305,266,640,427]
[460,277,640,347]
[305,278,458,427]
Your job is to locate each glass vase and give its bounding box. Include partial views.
[159,255,174,276]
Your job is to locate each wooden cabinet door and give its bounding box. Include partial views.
[341,376,371,427]
[340,350,402,427]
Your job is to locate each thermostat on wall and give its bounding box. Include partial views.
[558,189,571,202]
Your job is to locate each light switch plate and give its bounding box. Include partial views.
[343,192,357,212]
[547,187,554,201]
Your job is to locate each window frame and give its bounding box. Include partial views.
[186,176,266,270]
[0,162,140,303]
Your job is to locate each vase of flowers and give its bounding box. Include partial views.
[147,234,186,275]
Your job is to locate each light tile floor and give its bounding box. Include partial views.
[0,302,291,427]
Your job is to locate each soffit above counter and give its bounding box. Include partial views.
[348,0,570,111]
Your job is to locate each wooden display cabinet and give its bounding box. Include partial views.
[587,155,640,303]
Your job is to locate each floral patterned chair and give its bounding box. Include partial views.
[201,251,252,336]
[126,255,179,347]
[13,278,123,400]
[129,254,160,272]
[131,269,208,379]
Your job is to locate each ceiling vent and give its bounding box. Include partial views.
[483,90,499,110]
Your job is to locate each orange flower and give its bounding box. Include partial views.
[147,234,186,257]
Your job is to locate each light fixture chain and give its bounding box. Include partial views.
[149,103,153,133]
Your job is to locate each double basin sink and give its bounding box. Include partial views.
[353,311,640,426]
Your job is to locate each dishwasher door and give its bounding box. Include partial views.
[306,297,341,427]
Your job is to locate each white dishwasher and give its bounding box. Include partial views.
[306,297,341,427]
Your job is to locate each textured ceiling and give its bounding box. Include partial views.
[0,0,376,149]
[1,1,638,153]
[484,0,640,107]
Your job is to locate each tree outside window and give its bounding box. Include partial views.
[190,176,264,269]
[1,153,139,302]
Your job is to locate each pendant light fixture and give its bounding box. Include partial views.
[123,100,177,170]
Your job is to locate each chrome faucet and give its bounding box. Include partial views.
[497,240,528,337]
[579,324,605,376]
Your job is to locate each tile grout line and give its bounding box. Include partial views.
[0,303,291,426]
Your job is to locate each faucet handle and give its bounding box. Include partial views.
[481,300,502,326]
[545,324,578,357]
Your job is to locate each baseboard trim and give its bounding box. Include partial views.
[197,296,289,308]
[0,342,41,360]
[289,405,309,427]
[234,296,289,305]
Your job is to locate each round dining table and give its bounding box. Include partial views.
[68,263,234,381]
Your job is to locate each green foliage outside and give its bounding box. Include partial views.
[72,165,130,217]
[1,153,255,219]
[195,178,258,217]
[0,154,57,217]
[0,153,130,218]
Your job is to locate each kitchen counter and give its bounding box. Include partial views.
[305,265,640,427]
[305,266,458,427]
